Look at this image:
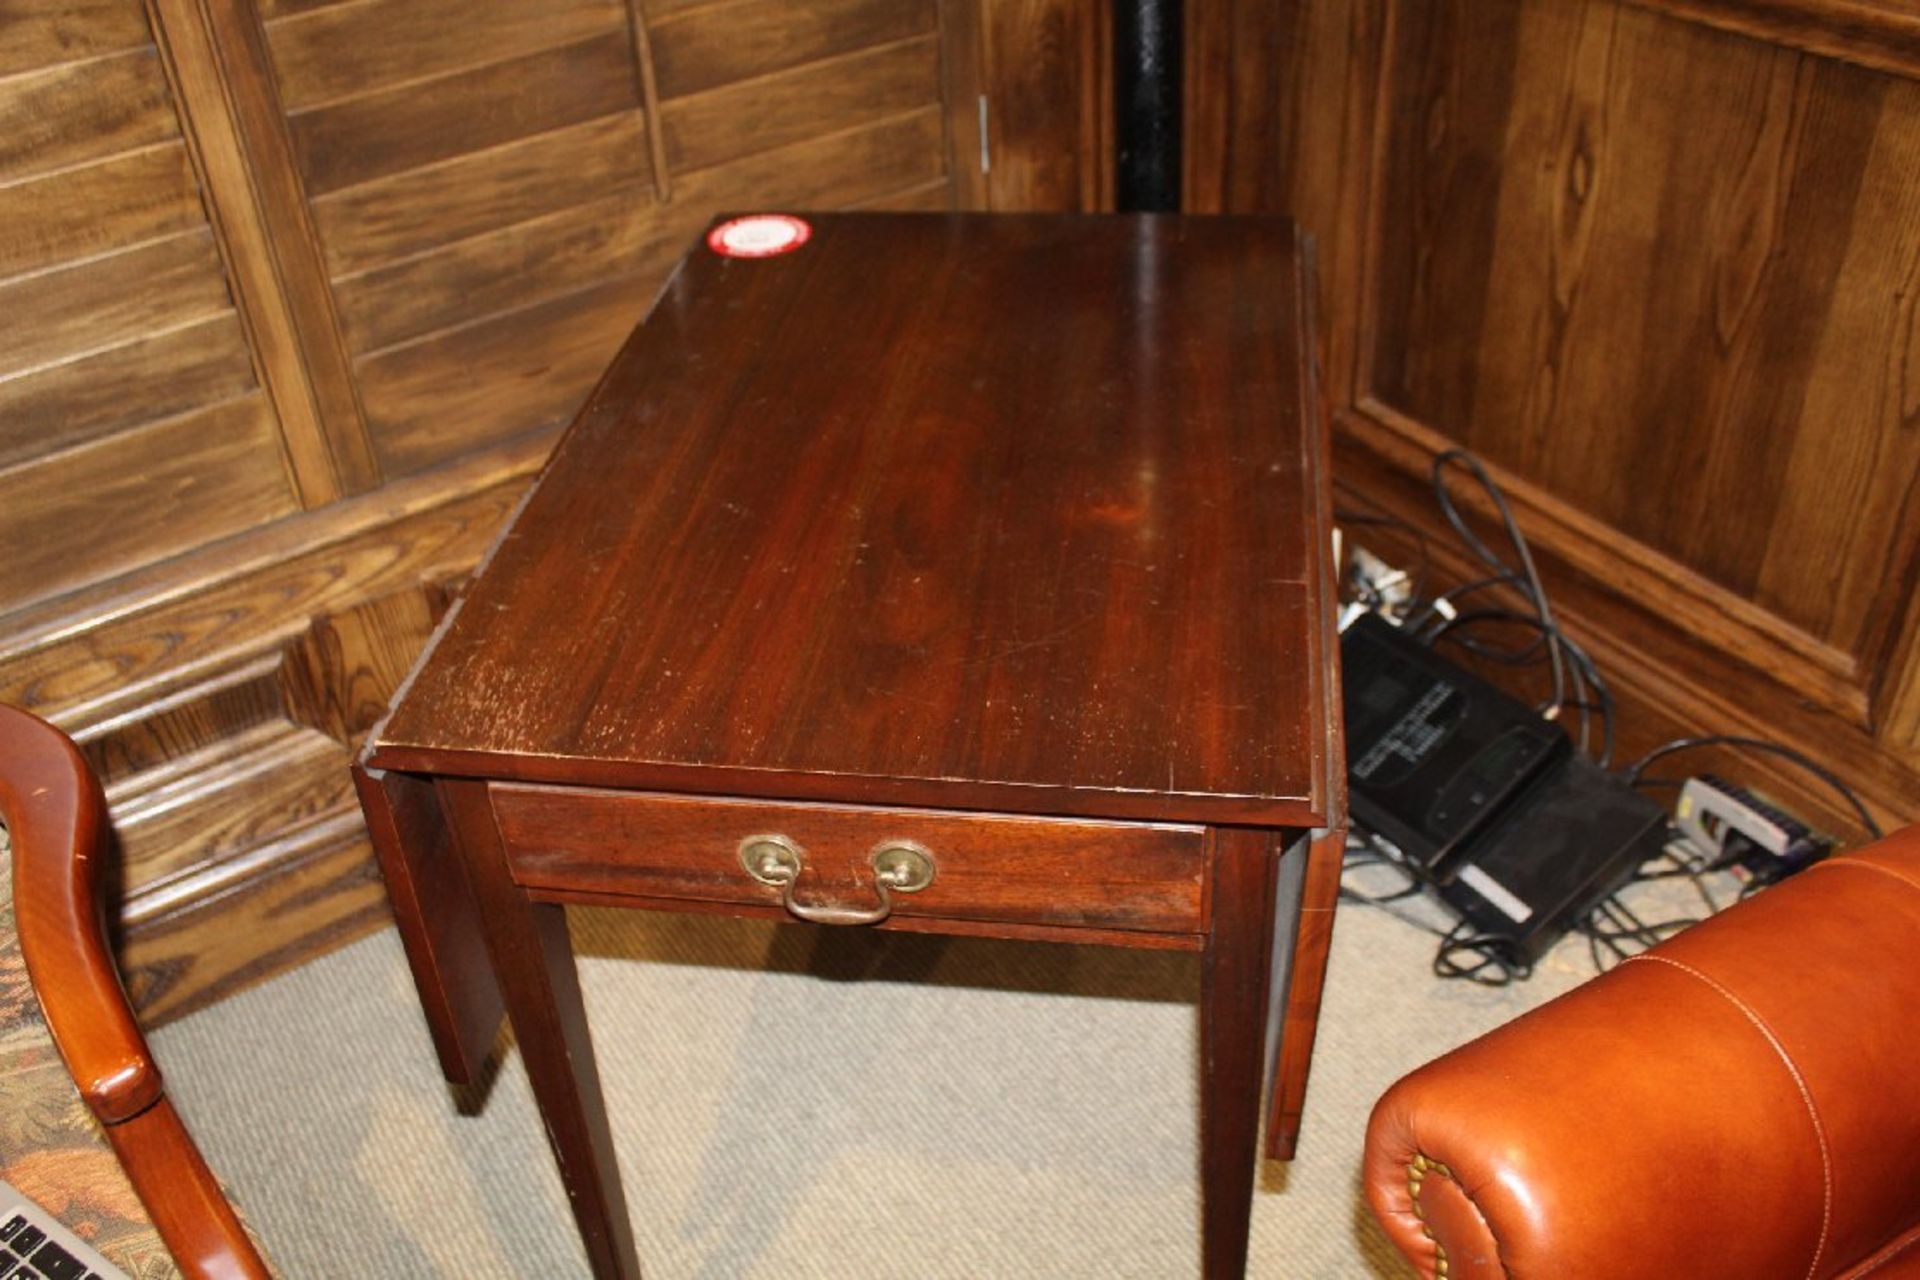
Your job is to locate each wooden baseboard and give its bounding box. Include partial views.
[118,813,390,1024]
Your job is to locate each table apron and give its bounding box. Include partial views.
[488,782,1212,938]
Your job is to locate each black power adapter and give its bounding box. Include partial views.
[1342,613,1666,958]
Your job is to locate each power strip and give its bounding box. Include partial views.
[1675,774,1830,883]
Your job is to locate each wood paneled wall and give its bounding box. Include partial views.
[0,9,296,612]
[2,0,1101,1021]
[1190,0,1920,839]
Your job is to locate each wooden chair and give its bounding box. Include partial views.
[1,703,271,1279]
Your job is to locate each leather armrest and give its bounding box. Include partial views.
[1363,827,1920,1280]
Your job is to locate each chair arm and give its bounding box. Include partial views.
[4,704,272,1279]
[1,705,161,1123]
[1363,827,1920,1280]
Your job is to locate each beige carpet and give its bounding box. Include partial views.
[149,864,1612,1278]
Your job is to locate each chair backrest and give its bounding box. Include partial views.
[1,703,271,1280]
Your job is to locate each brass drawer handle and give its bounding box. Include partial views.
[737,836,935,926]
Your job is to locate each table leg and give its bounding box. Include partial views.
[1265,825,1346,1160]
[439,780,642,1280]
[1200,827,1280,1280]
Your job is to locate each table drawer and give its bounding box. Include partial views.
[489,785,1208,936]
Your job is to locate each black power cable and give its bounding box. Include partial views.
[1429,449,1568,721]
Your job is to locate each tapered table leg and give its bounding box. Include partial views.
[1200,827,1281,1279]
[439,780,642,1280]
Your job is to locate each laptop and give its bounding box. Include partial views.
[0,1180,129,1280]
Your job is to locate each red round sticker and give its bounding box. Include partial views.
[707,215,812,259]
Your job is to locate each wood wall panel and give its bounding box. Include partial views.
[679,103,951,212]
[0,1,153,75]
[1634,0,1920,82]
[0,230,232,382]
[1369,0,1917,657]
[0,439,548,725]
[0,396,298,612]
[659,35,944,173]
[267,0,956,481]
[287,31,641,196]
[0,443,546,1019]
[0,0,326,624]
[332,192,664,353]
[358,279,648,476]
[262,0,628,110]
[113,723,354,891]
[1190,0,1920,831]
[146,0,381,506]
[978,0,1111,210]
[648,0,937,100]
[120,814,391,1025]
[635,0,716,18]
[87,666,288,788]
[851,177,955,211]
[1753,82,1920,665]
[0,315,256,468]
[0,45,174,179]
[0,142,204,278]
[309,112,655,276]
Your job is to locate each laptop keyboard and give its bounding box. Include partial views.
[0,1181,128,1280]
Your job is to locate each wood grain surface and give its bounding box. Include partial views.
[492,785,1208,934]
[0,395,298,613]
[1353,0,1920,734]
[354,765,502,1085]
[1192,0,1920,787]
[1200,827,1281,1279]
[1367,0,1920,662]
[375,213,1331,828]
[658,35,942,173]
[976,0,1112,210]
[0,142,203,278]
[648,0,935,100]
[287,32,641,197]
[0,0,1110,1027]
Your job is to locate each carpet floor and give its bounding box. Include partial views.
[150,866,1612,1278]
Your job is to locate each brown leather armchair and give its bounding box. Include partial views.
[1364,825,1920,1280]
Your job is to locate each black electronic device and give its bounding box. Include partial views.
[1341,612,1569,880]
[1435,753,1669,959]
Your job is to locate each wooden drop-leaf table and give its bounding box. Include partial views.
[354,212,1346,1279]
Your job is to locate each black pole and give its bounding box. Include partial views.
[1114,0,1182,212]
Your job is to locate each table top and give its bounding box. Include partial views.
[371,213,1337,828]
